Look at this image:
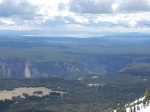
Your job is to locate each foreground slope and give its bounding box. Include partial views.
[114,90,150,112]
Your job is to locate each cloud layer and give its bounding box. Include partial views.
[69,0,150,14]
[0,0,37,17]
[69,0,114,14]
[0,0,149,36]
[118,0,150,12]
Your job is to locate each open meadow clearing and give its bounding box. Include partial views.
[0,87,52,100]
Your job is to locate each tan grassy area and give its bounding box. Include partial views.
[0,87,52,100]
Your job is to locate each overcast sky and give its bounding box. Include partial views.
[0,0,150,37]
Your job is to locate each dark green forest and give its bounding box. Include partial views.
[0,74,150,112]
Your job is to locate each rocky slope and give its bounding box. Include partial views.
[120,57,150,76]
[0,54,149,78]
[0,55,133,78]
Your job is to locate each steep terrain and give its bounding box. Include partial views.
[120,57,150,76]
[0,55,150,78]
[0,55,133,78]
[113,90,150,112]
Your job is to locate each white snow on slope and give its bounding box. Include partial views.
[114,96,150,112]
[138,105,150,112]
[126,103,150,112]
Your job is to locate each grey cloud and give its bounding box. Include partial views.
[69,0,113,14]
[69,0,150,14]
[118,0,150,12]
[138,20,150,27]
[0,0,37,17]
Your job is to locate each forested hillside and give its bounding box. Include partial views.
[0,74,150,112]
[0,34,150,78]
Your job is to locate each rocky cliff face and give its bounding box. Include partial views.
[0,56,133,78]
[0,58,105,78]
[0,58,25,77]
[0,58,76,78]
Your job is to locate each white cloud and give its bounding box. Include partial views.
[0,18,14,25]
[0,0,3,4]
[29,0,69,16]
[0,0,149,36]
[112,3,120,12]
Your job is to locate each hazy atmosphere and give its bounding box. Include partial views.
[0,1,150,112]
[0,0,150,37]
